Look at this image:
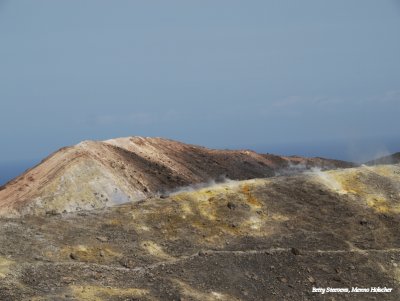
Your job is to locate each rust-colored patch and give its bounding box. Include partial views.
[241,183,262,208]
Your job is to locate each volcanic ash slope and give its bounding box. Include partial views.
[0,136,353,216]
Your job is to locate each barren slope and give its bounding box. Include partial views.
[0,164,399,300]
[0,137,354,216]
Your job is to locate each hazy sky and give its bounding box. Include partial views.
[0,0,399,163]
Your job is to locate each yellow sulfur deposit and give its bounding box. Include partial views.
[0,257,13,279]
[70,285,150,301]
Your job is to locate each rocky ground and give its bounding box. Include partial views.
[0,164,399,300]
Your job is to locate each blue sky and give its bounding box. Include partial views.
[0,0,399,164]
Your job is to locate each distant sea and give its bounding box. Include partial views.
[0,161,38,186]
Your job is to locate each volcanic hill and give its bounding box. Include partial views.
[0,137,353,216]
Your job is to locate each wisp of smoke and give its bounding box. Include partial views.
[366,149,394,165]
[162,175,237,196]
[274,163,309,177]
[306,167,343,192]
